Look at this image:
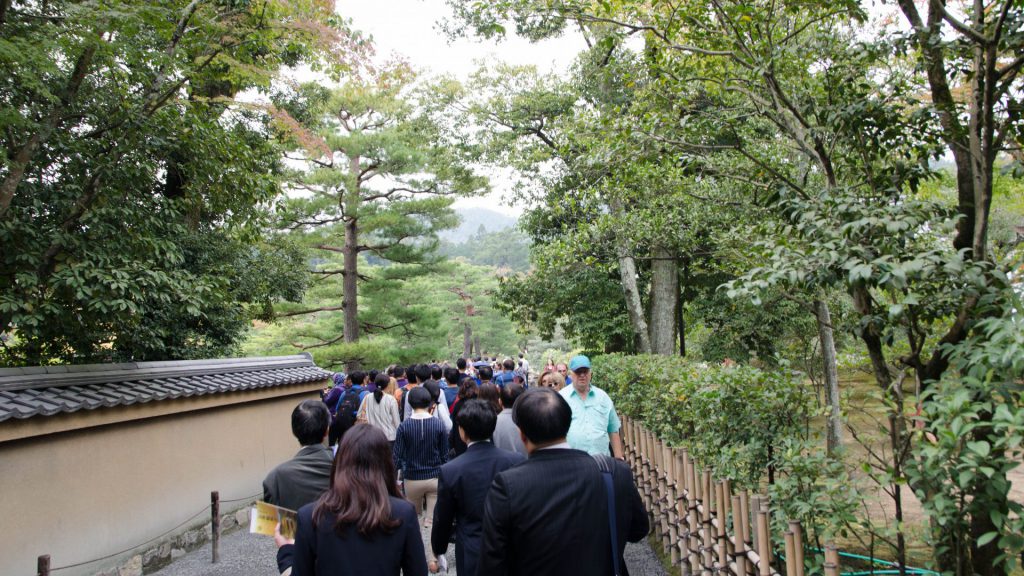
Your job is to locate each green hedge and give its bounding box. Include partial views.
[592,353,811,487]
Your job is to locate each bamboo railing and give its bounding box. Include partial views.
[621,415,841,576]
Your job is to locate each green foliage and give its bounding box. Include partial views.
[769,439,864,560]
[246,259,522,368]
[0,0,354,365]
[908,286,1024,572]
[593,353,810,487]
[496,265,634,352]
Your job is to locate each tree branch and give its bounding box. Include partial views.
[0,41,97,219]
[937,4,987,44]
[277,304,345,318]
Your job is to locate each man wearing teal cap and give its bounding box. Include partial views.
[558,355,624,459]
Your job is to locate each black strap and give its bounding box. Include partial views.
[594,455,621,576]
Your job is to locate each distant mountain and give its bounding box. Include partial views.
[441,207,518,243]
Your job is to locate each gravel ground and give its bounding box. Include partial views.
[150,521,668,576]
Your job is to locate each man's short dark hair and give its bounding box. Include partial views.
[407,364,419,384]
[478,365,493,381]
[431,364,443,381]
[408,386,433,410]
[416,363,432,383]
[349,371,365,386]
[458,399,498,442]
[423,379,442,403]
[512,388,571,445]
[500,383,525,409]
[518,353,524,359]
[393,365,406,378]
[456,358,467,370]
[444,366,461,384]
[292,399,330,445]
[503,358,515,371]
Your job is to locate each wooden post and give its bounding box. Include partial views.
[37,555,50,576]
[211,491,221,564]
[731,495,748,576]
[789,521,805,576]
[756,508,771,576]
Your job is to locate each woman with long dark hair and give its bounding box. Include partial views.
[275,425,427,576]
[448,376,479,457]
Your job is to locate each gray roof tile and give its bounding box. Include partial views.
[0,355,330,423]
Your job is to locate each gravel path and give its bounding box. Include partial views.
[150,522,668,576]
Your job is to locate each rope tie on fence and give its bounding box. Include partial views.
[39,491,260,574]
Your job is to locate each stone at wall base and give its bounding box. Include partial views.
[116,555,142,576]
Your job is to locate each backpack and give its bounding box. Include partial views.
[396,383,418,420]
[329,388,363,444]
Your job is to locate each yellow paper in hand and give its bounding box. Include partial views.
[249,500,298,540]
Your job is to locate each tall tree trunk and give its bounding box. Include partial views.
[679,260,689,357]
[474,335,480,357]
[616,245,651,354]
[463,323,472,358]
[342,156,360,357]
[609,198,651,354]
[649,246,678,355]
[814,299,842,455]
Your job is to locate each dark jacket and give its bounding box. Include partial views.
[262,444,333,511]
[276,497,427,576]
[431,441,526,576]
[477,448,648,576]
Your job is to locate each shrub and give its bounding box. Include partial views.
[592,353,810,487]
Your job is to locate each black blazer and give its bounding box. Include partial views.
[278,497,427,576]
[477,447,649,576]
[431,441,526,576]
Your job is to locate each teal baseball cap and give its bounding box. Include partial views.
[568,355,591,372]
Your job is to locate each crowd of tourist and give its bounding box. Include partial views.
[262,353,648,576]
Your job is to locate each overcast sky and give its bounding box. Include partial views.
[335,0,584,215]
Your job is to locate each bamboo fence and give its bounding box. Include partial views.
[621,415,841,576]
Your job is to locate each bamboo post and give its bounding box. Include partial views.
[749,495,761,554]
[723,479,732,522]
[824,544,840,576]
[673,449,685,568]
[659,441,671,553]
[700,470,714,571]
[789,521,804,576]
[661,442,674,555]
[783,530,796,576]
[681,450,696,573]
[702,470,713,514]
[739,492,753,576]
[211,491,221,564]
[37,555,50,576]
[731,495,748,576]
[756,508,771,576]
[715,481,728,568]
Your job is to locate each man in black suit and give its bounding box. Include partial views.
[431,399,525,575]
[262,399,333,511]
[478,388,649,576]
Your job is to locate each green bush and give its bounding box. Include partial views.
[593,353,862,572]
[592,353,811,487]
